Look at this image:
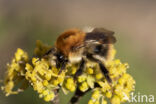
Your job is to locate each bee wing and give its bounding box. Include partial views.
[85,28,116,44]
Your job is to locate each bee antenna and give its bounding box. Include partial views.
[35,48,55,63]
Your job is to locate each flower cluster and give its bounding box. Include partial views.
[88,60,135,104]
[1,40,135,104]
[1,48,29,96]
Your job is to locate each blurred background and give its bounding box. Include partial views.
[0,0,156,104]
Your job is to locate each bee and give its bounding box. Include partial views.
[44,28,116,83]
[43,28,116,104]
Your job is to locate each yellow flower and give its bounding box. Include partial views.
[70,65,77,75]
[78,75,87,83]
[86,68,94,74]
[1,48,29,96]
[65,78,76,92]
[105,91,112,98]
[88,99,94,104]
[95,73,103,80]
[52,79,59,86]
[92,90,100,99]
[42,90,49,96]
[1,40,135,104]
[44,92,55,102]
[101,99,107,104]
[79,82,89,92]
[94,101,100,104]
[15,48,28,62]
[43,80,49,86]
[111,95,120,104]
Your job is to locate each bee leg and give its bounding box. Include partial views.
[98,61,112,83]
[87,54,112,83]
[69,87,91,104]
[74,59,85,80]
[34,48,55,63]
[58,60,68,74]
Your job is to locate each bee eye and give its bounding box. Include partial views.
[56,53,64,62]
[60,55,63,59]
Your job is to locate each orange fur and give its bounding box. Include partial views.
[55,29,85,56]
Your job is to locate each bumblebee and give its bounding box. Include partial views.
[44,27,116,83]
[42,28,116,104]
